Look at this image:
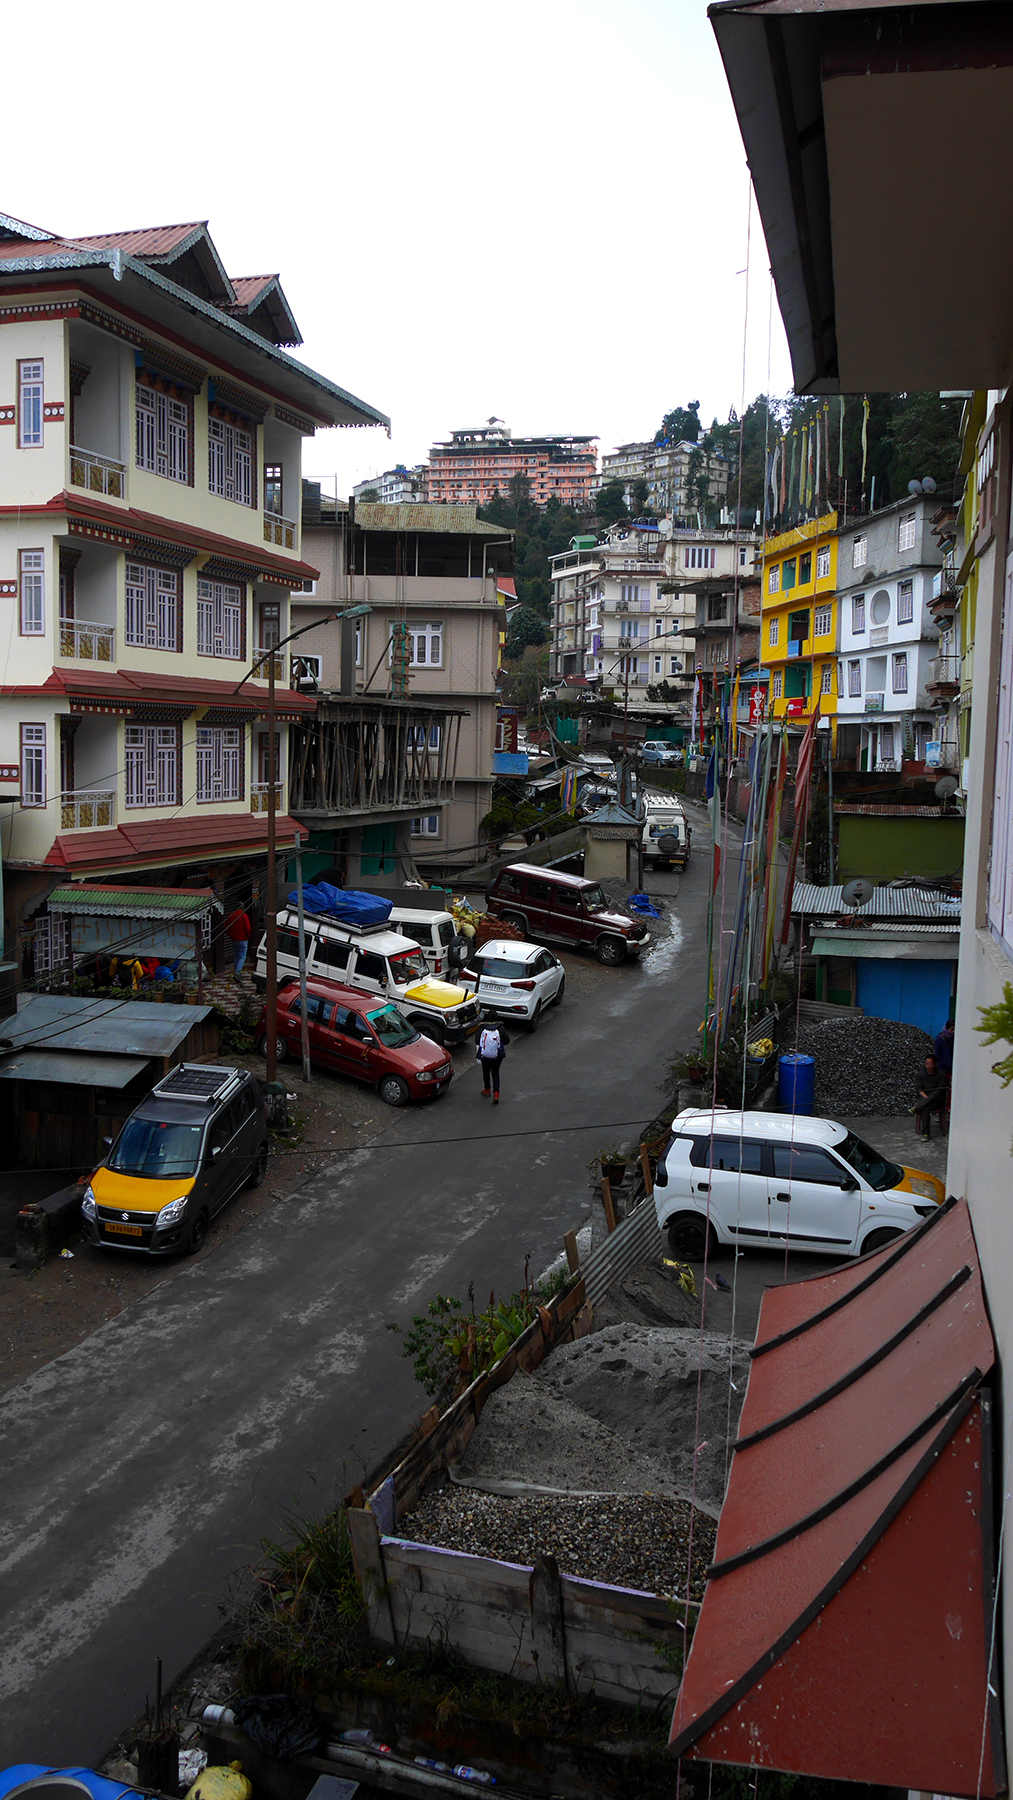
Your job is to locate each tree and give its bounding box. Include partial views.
[359,486,379,503]
[655,400,701,446]
[499,643,549,717]
[631,475,652,516]
[884,393,963,503]
[595,478,629,527]
[504,605,550,659]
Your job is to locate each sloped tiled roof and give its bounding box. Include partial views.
[43,813,305,873]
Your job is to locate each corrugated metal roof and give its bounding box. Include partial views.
[72,222,206,256]
[47,886,218,919]
[0,1050,150,1088]
[0,995,213,1058]
[835,804,957,819]
[792,883,961,921]
[354,503,511,536]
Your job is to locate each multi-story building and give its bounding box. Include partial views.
[293,494,512,878]
[760,515,839,731]
[427,421,597,509]
[598,437,731,521]
[0,212,388,971]
[834,494,944,770]
[351,464,428,506]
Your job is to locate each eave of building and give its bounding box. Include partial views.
[0,257,389,431]
[35,811,307,876]
[1,667,317,717]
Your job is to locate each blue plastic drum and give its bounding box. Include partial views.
[778,1052,816,1116]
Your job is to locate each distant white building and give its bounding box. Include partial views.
[598,438,731,521]
[352,464,428,506]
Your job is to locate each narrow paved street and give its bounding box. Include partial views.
[0,829,715,1766]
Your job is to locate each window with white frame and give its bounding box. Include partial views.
[125,725,179,808]
[409,723,442,753]
[848,659,862,697]
[409,622,443,666]
[814,604,832,637]
[685,546,716,569]
[208,414,255,507]
[816,544,831,578]
[136,376,190,484]
[411,814,440,837]
[18,360,43,448]
[20,723,45,807]
[853,535,867,568]
[654,656,662,675]
[292,653,321,686]
[654,618,664,637]
[892,651,909,693]
[670,657,681,676]
[125,562,180,651]
[739,547,748,566]
[19,550,45,636]
[197,579,245,659]
[897,578,914,624]
[772,669,783,699]
[768,564,780,594]
[852,594,866,633]
[620,582,649,606]
[196,726,244,803]
[820,662,833,694]
[768,616,779,646]
[837,661,844,697]
[898,511,917,552]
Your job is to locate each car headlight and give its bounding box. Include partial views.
[416,1070,435,1083]
[81,1185,97,1221]
[156,1196,190,1227]
[907,1177,940,1201]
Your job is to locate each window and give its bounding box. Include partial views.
[411,814,440,836]
[852,594,866,633]
[208,415,255,507]
[816,545,831,578]
[898,511,917,552]
[125,562,180,651]
[292,653,321,685]
[897,578,914,624]
[892,651,909,693]
[136,376,190,484]
[316,932,350,971]
[196,726,244,802]
[852,535,867,568]
[814,605,832,638]
[197,579,245,660]
[789,610,810,643]
[18,360,43,448]
[264,463,283,516]
[768,564,780,594]
[685,546,716,569]
[768,617,779,647]
[670,657,680,676]
[20,723,45,807]
[820,662,833,694]
[19,550,45,636]
[707,596,727,621]
[772,669,783,699]
[782,558,797,591]
[655,618,664,637]
[739,547,748,566]
[409,723,442,752]
[409,622,443,666]
[125,725,179,808]
[848,659,862,697]
[837,661,844,697]
[799,552,812,584]
[689,1135,765,1173]
[771,1144,849,1185]
[653,656,662,675]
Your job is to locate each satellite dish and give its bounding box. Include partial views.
[935,774,958,800]
[841,876,876,908]
[908,479,923,495]
[922,476,937,494]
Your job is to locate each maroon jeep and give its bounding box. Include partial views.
[484,864,649,965]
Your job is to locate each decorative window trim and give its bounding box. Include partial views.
[197,577,246,660]
[892,651,909,693]
[19,549,45,636]
[136,372,192,486]
[852,594,866,633]
[208,411,256,508]
[20,722,46,807]
[196,725,245,804]
[125,562,181,653]
[124,723,181,808]
[897,578,915,625]
[816,545,831,578]
[18,359,43,448]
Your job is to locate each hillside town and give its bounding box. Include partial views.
[2,5,1013,1800]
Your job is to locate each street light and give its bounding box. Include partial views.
[235,604,371,1085]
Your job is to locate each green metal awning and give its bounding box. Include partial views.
[47,886,218,920]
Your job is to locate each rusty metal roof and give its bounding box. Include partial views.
[354,503,512,536]
[671,1198,1004,1793]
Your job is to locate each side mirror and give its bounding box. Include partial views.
[841,1175,859,1192]
[210,1144,222,1159]
[103,1136,113,1147]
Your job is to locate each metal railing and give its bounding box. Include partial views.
[930,655,960,686]
[60,790,115,829]
[250,782,283,814]
[59,618,115,662]
[263,510,298,550]
[69,446,126,498]
[935,738,960,769]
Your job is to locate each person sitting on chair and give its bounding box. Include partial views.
[915,1053,949,1137]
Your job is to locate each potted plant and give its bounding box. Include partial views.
[589,1142,629,1185]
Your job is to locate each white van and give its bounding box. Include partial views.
[386,906,468,979]
[642,798,690,870]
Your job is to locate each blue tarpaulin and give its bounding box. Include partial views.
[286,884,392,926]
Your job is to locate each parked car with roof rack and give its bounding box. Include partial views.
[256,979,454,1105]
[484,864,650,965]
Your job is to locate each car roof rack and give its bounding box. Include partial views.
[278,909,402,939]
[152,1064,242,1104]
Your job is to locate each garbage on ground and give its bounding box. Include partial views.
[59,1248,74,1259]
[231,1694,320,1760]
[178,1750,208,1789]
[184,1761,251,1800]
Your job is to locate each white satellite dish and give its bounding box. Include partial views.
[935,774,958,800]
[841,876,876,908]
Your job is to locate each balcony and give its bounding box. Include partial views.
[263,510,298,551]
[929,559,958,621]
[69,446,125,499]
[928,655,960,694]
[60,790,115,830]
[250,782,283,815]
[59,618,115,663]
[935,737,960,769]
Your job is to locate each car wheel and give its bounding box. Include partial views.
[596,935,626,966]
[258,1032,291,1063]
[247,1143,269,1189]
[861,1227,905,1256]
[504,913,528,937]
[186,1209,209,1256]
[551,975,565,1007]
[667,1213,715,1263]
[424,1019,446,1048]
[379,1074,411,1107]
[527,1000,543,1033]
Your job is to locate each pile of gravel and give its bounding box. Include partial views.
[791,1014,933,1115]
[402,1489,716,1600]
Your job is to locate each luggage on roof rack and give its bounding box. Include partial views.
[286,883,393,926]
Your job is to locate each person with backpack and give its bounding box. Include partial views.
[477,1022,511,1103]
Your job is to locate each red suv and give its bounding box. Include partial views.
[484,864,649,965]
[256,980,454,1106]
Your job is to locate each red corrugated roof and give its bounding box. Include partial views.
[43,813,304,873]
[230,275,278,305]
[671,1198,1004,1795]
[2,668,316,716]
[70,222,207,257]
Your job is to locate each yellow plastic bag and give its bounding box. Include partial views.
[186,1762,252,1800]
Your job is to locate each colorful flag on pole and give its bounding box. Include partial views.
[779,701,822,945]
[560,766,578,811]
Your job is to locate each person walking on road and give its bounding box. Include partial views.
[477,1022,511,1104]
[223,903,252,980]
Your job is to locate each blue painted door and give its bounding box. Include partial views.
[855,959,954,1036]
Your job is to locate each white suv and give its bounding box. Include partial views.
[463,939,565,1030]
[654,1109,944,1262]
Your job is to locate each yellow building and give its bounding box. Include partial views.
[760,513,839,732]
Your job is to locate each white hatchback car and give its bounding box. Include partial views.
[464,939,565,1030]
[654,1109,945,1262]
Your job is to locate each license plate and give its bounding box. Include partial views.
[483,980,507,990]
[105,1221,144,1238]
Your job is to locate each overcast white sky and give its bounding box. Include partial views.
[6,0,792,496]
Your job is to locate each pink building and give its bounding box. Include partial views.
[428,421,597,509]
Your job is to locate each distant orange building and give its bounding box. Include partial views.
[428,420,597,508]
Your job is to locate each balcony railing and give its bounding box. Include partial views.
[254,648,287,683]
[60,790,115,830]
[250,782,283,814]
[263,510,298,550]
[70,446,125,498]
[935,738,960,769]
[59,617,115,662]
[929,655,961,688]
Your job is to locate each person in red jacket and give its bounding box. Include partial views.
[223,904,252,979]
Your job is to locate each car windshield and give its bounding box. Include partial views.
[581,884,608,914]
[838,1130,904,1192]
[390,948,427,982]
[108,1117,204,1178]
[367,1005,419,1047]
[479,957,530,979]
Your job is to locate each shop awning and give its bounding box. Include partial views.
[671,1198,1005,1796]
[46,885,219,920]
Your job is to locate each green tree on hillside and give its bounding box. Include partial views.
[631,475,652,516]
[504,605,550,659]
[595,478,629,527]
[655,401,701,445]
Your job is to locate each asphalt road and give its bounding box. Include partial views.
[1,840,719,1767]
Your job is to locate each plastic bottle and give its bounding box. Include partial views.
[414,1759,452,1772]
[339,1730,375,1744]
[452,1769,495,1784]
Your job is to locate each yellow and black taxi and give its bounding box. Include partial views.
[81,1064,269,1257]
